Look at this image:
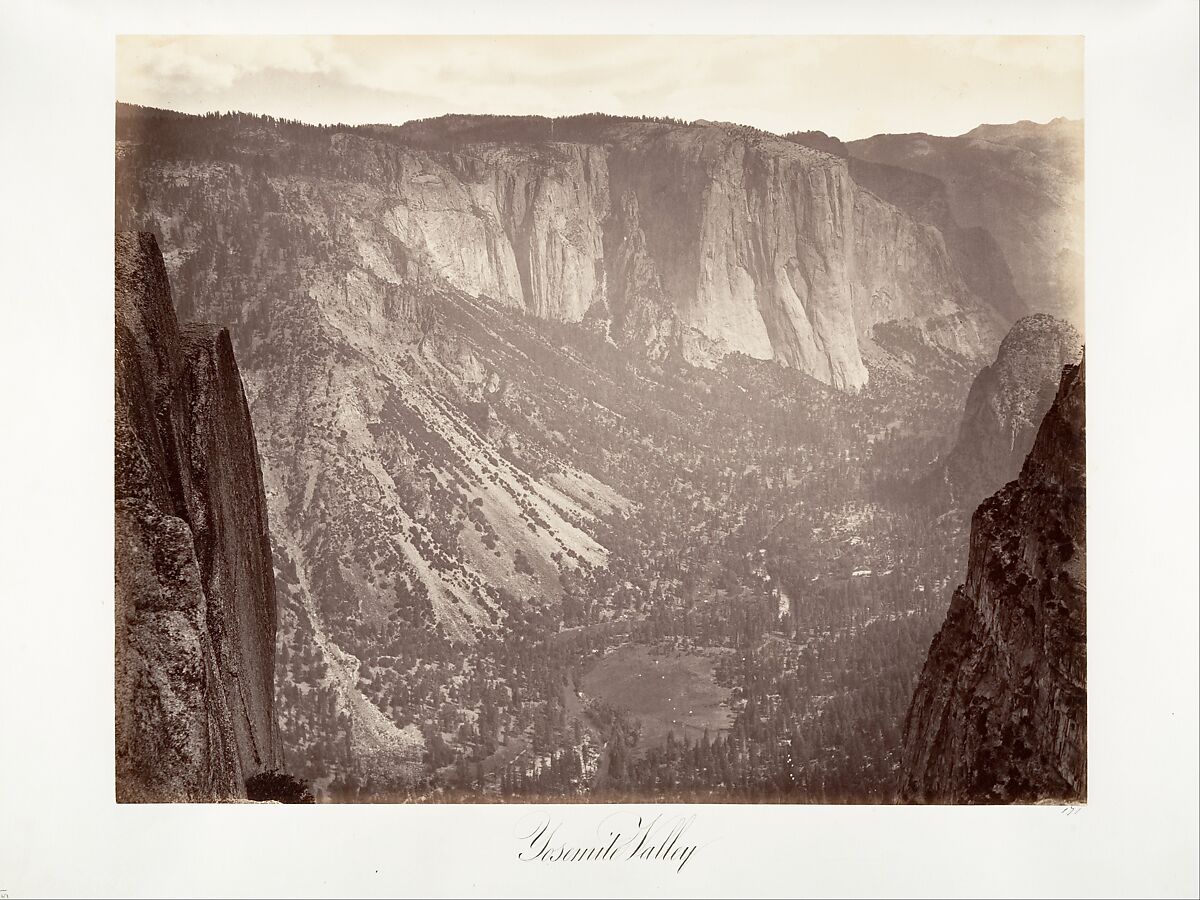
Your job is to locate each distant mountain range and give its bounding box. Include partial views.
[118,107,1082,393]
[850,118,1084,328]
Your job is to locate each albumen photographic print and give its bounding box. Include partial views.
[1,4,1197,898]
[114,34,1086,806]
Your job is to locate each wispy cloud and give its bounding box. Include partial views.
[116,35,1083,139]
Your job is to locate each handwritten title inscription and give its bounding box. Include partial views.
[516,813,701,873]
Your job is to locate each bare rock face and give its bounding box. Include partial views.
[597,125,1006,389]
[849,119,1084,328]
[944,314,1082,510]
[203,116,1010,392]
[901,359,1086,803]
[115,231,282,801]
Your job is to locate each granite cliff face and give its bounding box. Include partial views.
[944,314,1082,510]
[115,232,282,801]
[593,125,1005,389]
[120,108,1013,392]
[901,359,1086,803]
[787,129,1027,326]
[850,119,1084,327]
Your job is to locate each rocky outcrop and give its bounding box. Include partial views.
[115,232,282,801]
[901,359,1086,803]
[849,119,1084,327]
[944,314,1082,510]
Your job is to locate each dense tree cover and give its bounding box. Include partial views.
[117,103,721,161]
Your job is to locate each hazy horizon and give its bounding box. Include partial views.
[115,96,1081,142]
[116,35,1083,142]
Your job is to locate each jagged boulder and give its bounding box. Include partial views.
[944,314,1082,510]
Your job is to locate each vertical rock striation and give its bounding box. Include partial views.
[596,126,1005,389]
[238,118,1010,391]
[117,109,1079,393]
[901,359,1086,803]
[115,231,282,801]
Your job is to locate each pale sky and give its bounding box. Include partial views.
[116,35,1083,141]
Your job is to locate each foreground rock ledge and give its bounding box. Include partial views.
[115,231,282,801]
[901,358,1086,803]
